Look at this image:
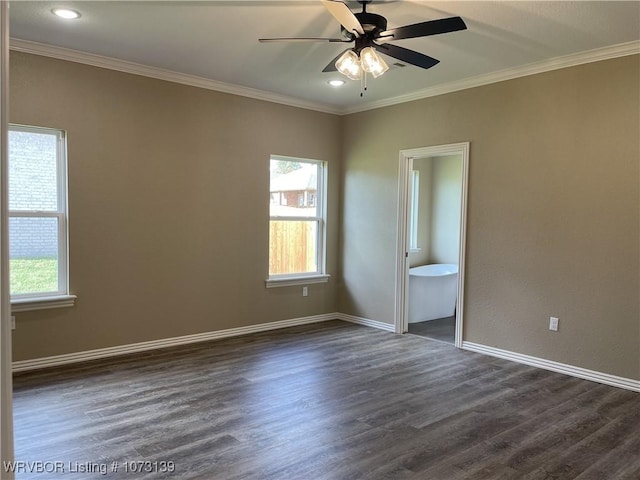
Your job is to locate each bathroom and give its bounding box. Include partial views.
[407,153,463,344]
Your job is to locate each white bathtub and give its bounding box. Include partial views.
[408,264,458,323]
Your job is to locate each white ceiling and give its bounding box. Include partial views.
[8,1,640,114]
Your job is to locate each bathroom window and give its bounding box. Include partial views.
[267,155,329,287]
[409,170,420,251]
[8,125,75,310]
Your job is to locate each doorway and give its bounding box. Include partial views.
[394,143,469,347]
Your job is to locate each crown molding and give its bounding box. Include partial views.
[343,40,640,115]
[10,38,639,117]
[9,38,343,116]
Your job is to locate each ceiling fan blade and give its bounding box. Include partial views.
[259,37,350,43]
[374,43,439,69]
[322,0,365,36]
[322,48,351,72]
[378,16,467,41]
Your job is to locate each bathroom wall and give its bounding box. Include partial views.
[429,155,463,265]
[409,157,432,268]
[408,154,462,268]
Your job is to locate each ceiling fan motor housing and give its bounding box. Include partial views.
[356,12,387,33]
[341,12,387,39]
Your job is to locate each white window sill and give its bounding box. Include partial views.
[11,295,77,313]
[265,274,330,288]
[409,248,422,253]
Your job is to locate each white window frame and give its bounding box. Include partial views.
[266,155,329,288]
[409,170,420,252]
[9,124,75,312]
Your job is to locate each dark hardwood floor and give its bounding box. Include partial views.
[12,320,640,479]
[407,316,455,344]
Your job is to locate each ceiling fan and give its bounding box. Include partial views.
[259,0,467,88]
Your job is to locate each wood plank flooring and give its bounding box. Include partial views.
[11,320,640,479]
[407,316,455,344]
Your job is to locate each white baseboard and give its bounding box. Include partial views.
[336,313,396,332]
[462,341,640,393]
[13,314,637,393]
[12,313,337,373]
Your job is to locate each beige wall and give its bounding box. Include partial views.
[10,50,640,381]
[340,55,639,379]
[10,52,342,361]
[429,154,463,265]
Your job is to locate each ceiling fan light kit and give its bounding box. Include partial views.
[360,47,388,78]
[259,0,467,96]
[335,49,362,80]
[335,46,389,96]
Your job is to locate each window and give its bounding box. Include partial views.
[409,170,420,251]
[9,125,73,309]
[267,156,328,287]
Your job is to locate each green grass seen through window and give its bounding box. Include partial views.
[10,257,58,295]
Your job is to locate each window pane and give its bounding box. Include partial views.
[9,130,59,212]
[270,160,318,217]
[9,217,59,295]
[269,220,317,275]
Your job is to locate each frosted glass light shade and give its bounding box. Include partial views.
[360,47,389,78]
[335,50,362,80]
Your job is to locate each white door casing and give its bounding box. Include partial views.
[395,142,469,347]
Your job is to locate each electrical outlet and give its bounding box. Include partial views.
[11,316,15,330]
[549,316,559,332]
[302,287,308,297]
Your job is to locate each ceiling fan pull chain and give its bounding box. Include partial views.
[360,71,368,97]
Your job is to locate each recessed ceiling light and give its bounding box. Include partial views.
[52,8,81,20]
[328,79,345,87]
